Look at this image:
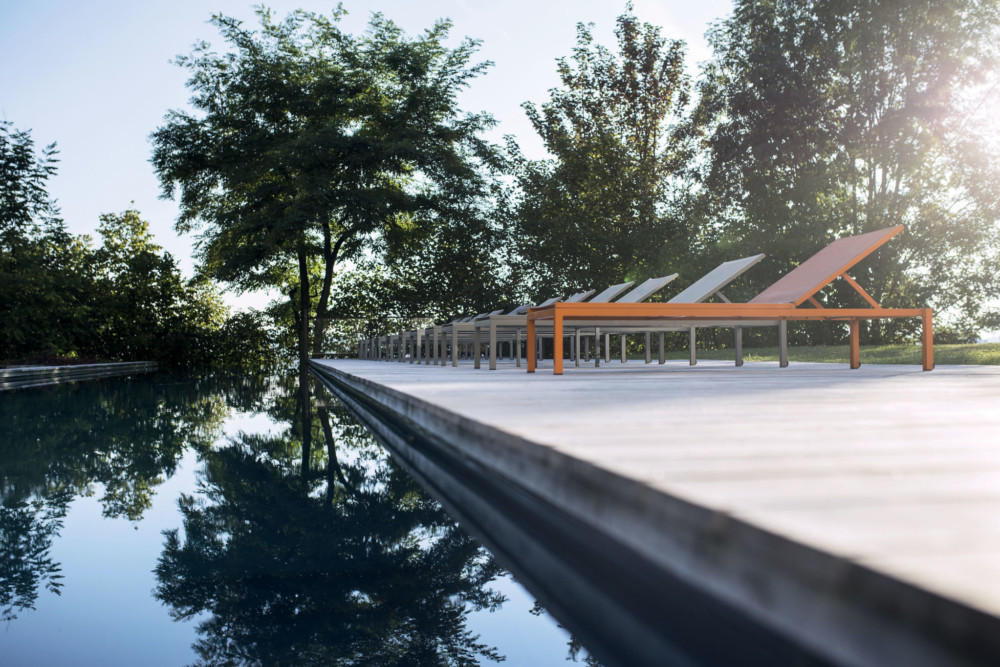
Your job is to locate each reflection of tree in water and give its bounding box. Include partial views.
[155,379,507,665]
[0,374,240,621]
[0,491,70,622]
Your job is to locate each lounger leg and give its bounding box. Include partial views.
[620,334,626,363]
[474,328,482,369]
[689,327,697,366]
[849,319,860,369]
[553,314,564,375]
[489,321,498,370]
[922,308,934,371]
[645,332,651,364]
[595,327,601,367]
[527,320,536,373]
[779,321,789,368]
[658,332,665,364]
[735,327,743,367]
[575,329,581,367]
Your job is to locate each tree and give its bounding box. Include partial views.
[0,121,60,244]
[0,122,96,360]
[87,209,229,367]
[152,7,500,376]
[509,5,692,298]
[692,0,1000,342]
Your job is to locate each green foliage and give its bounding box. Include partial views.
[1,119,268,367]
[214,309,287,371]
[510,5,693,297]
[0,123,94,359]
[0,121,61,243]
[86,210,229,367]
[152,7,502,362]
[692,0,1000,342]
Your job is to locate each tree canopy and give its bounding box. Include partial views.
[152,7,503,363]
[509,5,693,298]
[691,0,1000,341]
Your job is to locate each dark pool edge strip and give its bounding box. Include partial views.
[309,360,1000,667]
[0,361,157,390]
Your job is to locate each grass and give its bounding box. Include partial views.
[652,343,1000,365]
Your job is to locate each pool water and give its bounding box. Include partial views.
[0,373,594,666]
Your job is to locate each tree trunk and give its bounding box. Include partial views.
[319,407,357,502]
[299,383,313,481]
[311,224,352,358]
[297,247,312,481]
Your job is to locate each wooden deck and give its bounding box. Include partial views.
[311,357,1000,666]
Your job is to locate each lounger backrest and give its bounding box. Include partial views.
[749,225,903,305]
[566,289,597,302]
[667,255,765,304]
[617,274,679,303]
[587,281,634,303]
[509,296,562,315]
[473,309,505,320]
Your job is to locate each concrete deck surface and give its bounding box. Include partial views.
[313,357,1000,663]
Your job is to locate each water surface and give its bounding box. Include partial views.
[1,373,591,665]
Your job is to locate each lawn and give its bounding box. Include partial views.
[656,343,1000,365]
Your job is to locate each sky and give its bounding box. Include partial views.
[0,0,734,309]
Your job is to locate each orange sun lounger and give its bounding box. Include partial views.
[526,225,933,374]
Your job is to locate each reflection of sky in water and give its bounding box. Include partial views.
[4,448,203,666]
[1,382,579,666]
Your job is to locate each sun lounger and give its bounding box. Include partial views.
[472,281,647,370]
[526,225,933,374]
[573,254,766,367]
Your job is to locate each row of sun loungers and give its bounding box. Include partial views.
[358,225,934,373]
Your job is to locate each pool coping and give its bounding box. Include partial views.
[0,361,157,390]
